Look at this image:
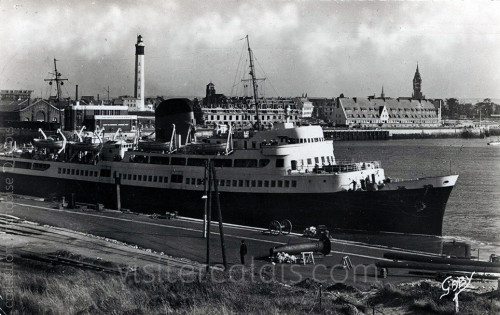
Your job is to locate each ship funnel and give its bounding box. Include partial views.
[155,98,195,144]
[270,237,331,256]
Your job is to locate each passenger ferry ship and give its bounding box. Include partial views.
[0,118,457,235]
[0,37,458,236]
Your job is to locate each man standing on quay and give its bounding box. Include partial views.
[240,240,247,264]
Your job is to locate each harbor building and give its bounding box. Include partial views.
[0,89,33,101]
[331,96,442,128]
[329,65,442,128]
[200,82,313,127]
[65,102,137,133]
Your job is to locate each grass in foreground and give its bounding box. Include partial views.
[0,251,498,314]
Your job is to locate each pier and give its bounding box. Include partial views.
[323,129,389,141]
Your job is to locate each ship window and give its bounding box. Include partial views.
[213,159,232,167]
[171,174,183,183]
[148,176,153,182]
[238,180,243,187]
[171,157,186,166]
[197,178,203,185]
[291,180,297,187]
[32,163,49,170]
[271,180,276,187]
[285,180,290,188]
[189,178,194,185]
[264,180,269,187]
[219,179,224,186]
[185,178,190,184]
[258,180,263,187]
[130,154,148,163]
[128,174,132,180]
[85,170,89,176]
[315,157,319,164]
[159,176,163,183]
[133,175,137,180]
[275,159,284,168]
[58,168,61,174]
[251,180,256,187]
[234,159,257,167]
[76,170,80,176]
[321,157,325,163]
[233,180,237,187]
[245,180,250,187]
[164,176,169,183]
[153,176,158,182]
[259,159,270,167]
[278,180,283,187]
[100,169,111,177]
[187,158,207,166]
[138,175,142,181]
[62,168,66,174]
[150,156,170,165]
[307,158,313,165]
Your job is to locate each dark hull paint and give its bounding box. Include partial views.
[2,173,452,235]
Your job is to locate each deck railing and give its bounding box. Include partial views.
[287,160,381,175]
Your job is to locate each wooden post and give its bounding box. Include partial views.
[206,161,212,272]
[319,284,322,310]
[115,174,121,211]
[202,161,208,238]
[211,163,228,270]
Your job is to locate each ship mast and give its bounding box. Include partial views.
[246,35,260,130]
[44,58,68,127]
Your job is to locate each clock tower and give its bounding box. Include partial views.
[412,64,424,99]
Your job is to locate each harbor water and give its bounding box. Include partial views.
[332,138,500,260]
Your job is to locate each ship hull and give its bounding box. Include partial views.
[2,172,452,235]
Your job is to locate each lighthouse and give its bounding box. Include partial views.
[134,35,145,111]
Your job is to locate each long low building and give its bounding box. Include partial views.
[202,98,314,128]
[331,97,442,128]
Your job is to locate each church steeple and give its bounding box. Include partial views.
[412,63,424,99]
[381,86,385,98]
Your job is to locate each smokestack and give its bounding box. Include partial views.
[75,85,79,101]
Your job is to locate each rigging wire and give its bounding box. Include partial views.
[254,55,280,98]
[230,41,247,97]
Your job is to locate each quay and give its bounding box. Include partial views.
[2,195,498,289]
[323,129,389,141]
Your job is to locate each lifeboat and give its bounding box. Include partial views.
[138,140,171,152]
[33,137,64,150]
[185,142,228,154]
[69,141,101,152]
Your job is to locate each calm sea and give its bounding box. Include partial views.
[332,138,500,260]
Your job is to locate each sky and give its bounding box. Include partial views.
[0,0,499,100]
